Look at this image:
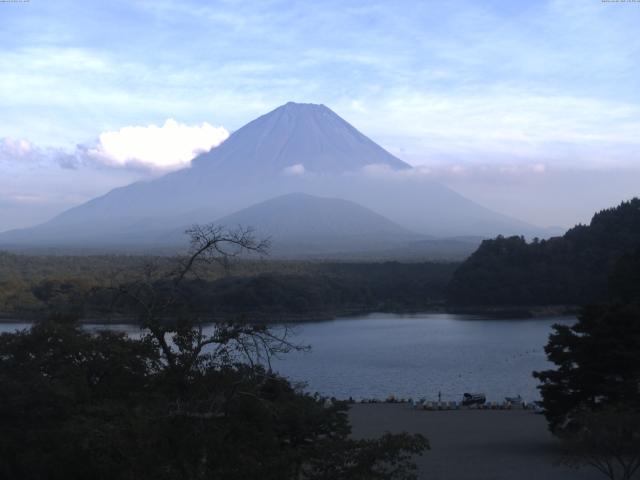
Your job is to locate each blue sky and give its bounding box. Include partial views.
[1,0,640,230]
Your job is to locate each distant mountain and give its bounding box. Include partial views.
[217,193,410,238]
[208,193,424,257]
[448,198,640,306]
[0,102,544,251]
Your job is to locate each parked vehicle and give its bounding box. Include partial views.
[462,392,486,406]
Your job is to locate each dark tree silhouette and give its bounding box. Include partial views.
[560,407,640,480]
[448,198,640,306]
[533,248,640,480]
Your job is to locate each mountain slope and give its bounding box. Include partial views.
[0,102,542,249]
[191,102,410,176]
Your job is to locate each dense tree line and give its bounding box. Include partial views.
[111,263,454,319]
[448,198,640,306]
[1,257,457,320]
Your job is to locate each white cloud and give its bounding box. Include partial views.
[359,162,550,183]
[88,119,229,170]
[282,163,305,176]
[1,137,33,157]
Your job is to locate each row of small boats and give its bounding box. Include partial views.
[335,393,543,411]
[409,393,527,410]
[462,393,523,406]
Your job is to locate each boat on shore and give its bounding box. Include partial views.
[462,393,486,406]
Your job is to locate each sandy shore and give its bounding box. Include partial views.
[349,404,601,480]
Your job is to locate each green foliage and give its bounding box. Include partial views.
[448,198,640,306]
[0,318,161,480]
[111,262,455,319]
[533,247,640,478]
[533,302,640,432]
[0,317,427,480]
[609,247,640,304]
[533,247,640,431]
[0,252,457,320]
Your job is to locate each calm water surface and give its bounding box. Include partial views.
[270,313,574,403]
[0,313,574,403]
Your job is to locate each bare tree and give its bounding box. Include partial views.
[110,224,303,376]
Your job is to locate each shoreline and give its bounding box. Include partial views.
[0,304,578,324]
[445,304,580,319]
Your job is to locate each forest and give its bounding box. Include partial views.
[448,198,640,306]
[0,251,457,321]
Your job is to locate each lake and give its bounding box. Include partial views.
[0,313,574,404]
[270,313,573,403]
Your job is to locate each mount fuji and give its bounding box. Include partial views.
[0,102,543,254]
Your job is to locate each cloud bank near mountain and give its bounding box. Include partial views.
[1,118,228,172]
[88,119,229,170]
[0,118,229,229]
